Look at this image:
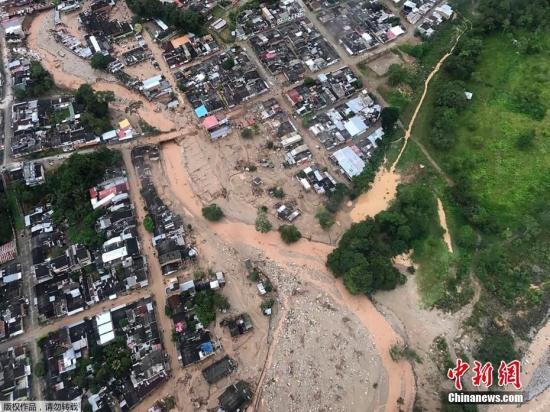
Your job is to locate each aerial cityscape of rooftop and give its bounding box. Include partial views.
[0,0,548,411]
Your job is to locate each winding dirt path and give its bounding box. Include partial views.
[160,142,415,411]
[350,25,467,221]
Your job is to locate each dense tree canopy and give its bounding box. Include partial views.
[126,0,206,35]
[75,84,114,134]
[327,184,437,295]
[278,224,301,244]
[202,204,224,221]
[15,61,54,99]
[90,53,112,71]
[44,148,122,246]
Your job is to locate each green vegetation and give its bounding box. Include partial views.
[432,336,453,374]
[34,361,45,377]
[271,187,284,199]
[389,343,422,363]
[143,215,155,232]
[75,84,114,134]
[475,324,518,372]
[14,61,54,100]
[0,192,15,244]
[315,208,335,231]
[350,128,398,198]
[126,0,206,35]
[91,337,132,386]
[325,183,348,213]
[193,290,230,325]
[90,53,112,71]
[278,224,301,244]
[15,148,122,247]
[202,203,224,221]
[387,64,420,88]
[388,0,550,373]
[260,298,275,312]
[255,207,272,233]
[27,147,64,160]
[416,31,550,311]
[303,76,316,87]
[139,120,160,135]
[221,57,235,70]
[328,183,440,295]
[240,127,253,139]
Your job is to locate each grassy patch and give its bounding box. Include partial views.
[417,33,550,230]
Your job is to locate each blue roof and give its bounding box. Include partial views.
[195,105,208,117]
[200,341,214,354]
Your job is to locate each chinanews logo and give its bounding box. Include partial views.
[445,359,525,404]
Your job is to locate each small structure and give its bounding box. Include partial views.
[201,356,236,384]
[332,146,365,179]
[218,381,252,412]
[220,314,253,337]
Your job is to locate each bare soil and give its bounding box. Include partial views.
[368,51,404,76]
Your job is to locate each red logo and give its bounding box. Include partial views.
[447,358,470,390]
[472,361,493,388]
[498,360,522,390]
[447,359,522,390]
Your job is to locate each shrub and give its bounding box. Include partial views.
[143,215,155,232]
[221,57,235,70]
[279,224,301,244]
[34,361,45,377]
[91,53,112,71]
[260,298,275,312]
[303,76,316,87]
[164,305,173,317]
[456,225,478,249]
[315,208,335,231]
[241,128,253,139]
[515,129,535,150]
[271,187,284,198]
[381,107,400,134]
[325,183,348,213]
[255,208,272,233]
[202,204,224,221]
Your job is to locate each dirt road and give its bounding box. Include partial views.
[350,24,467,221]
[0,288,153,353]
[121,149,180,374]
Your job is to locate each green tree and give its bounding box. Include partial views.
[90,53,112,71]
[221,57,235,70]
[240,128,253,139]
[315,208,335,231]
[515,130,535,150]
[202,204,224,221]
[325,183,348,213]
[456,225,477,249]
[143,215,155,232]
[381,107,400,134]
[193,290,229,325]
[279,225,301,244]
[255,208,272,233]
[303,76,316,87]
[34,361,45,377]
